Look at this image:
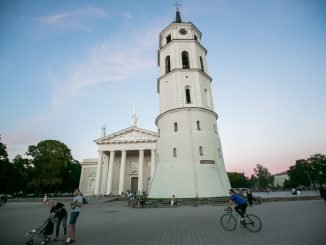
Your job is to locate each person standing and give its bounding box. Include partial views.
[65,188,83,244]
[170,195,176,207]
[49,200,67,241]
[2,194,8,207]
[247,189,253,207]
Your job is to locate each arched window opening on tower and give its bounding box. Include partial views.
[185,88,191,104]
[165,56,171,74]
[214,124,217,134]
[166,34,171,44]
[200,56,204,72]
[182,51,190,69]
[173,148,177,157]
[197,120,201,130]
[199,146,203,156]
[204,88,211,108]
[218,148,222,158]
[194,34,198,41]
[174,122,178,132]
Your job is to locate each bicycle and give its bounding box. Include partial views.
[220,207,262,232]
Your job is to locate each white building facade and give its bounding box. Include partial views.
[273,172,289,188]
[79,126,158,196]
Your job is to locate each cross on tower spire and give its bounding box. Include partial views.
[173,1,182,11]
[173,2,182,23]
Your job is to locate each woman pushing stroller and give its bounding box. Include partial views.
[48,200,67,241]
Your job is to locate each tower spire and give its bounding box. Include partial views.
[174,2,182,23]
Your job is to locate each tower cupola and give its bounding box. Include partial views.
[175,8,182,23]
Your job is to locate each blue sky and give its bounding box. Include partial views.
[1,0,325,176]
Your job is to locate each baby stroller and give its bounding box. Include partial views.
[24,212,57,245]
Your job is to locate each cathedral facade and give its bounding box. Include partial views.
[79,9,231,197]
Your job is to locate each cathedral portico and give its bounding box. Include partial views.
[80,126,158,196]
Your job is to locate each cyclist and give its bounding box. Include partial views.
[225,189,248,222]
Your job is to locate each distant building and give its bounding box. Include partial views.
[273,171,289,188]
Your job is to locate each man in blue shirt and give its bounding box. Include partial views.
[65,188,83,244]
[225,189,248,221]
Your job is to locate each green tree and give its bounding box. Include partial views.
[0,141,13,193]
[227,172,250,188]
[9,155,32,195]
[253,164,274,190]
[306,153,326,185]
[249,174,258,190]
[287,159,311,188]
[26,140,80,194]
[287,153,326,188]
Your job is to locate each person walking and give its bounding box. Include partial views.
[65,188,83,244]
[49,200,67,241]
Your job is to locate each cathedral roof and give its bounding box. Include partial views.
[94,126,158,145]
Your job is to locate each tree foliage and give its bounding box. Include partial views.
[253,164,274,190]
[26,140,81,194]
[227,172,251,188]
[0,142,13,193]
[286,153,326,188]
[0,139,81,196]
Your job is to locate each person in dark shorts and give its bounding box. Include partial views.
[65,188,83,244]
[49,200,67,241]
[225,189,248,222]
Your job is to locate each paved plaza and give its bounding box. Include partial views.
[0,199,325,245]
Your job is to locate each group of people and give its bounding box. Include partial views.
[291,188,302,195]
[45,188,83,244]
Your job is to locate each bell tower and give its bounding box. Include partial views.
[149,8,231,198]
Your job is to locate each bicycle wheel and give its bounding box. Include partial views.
[244,214,262,232]
[220,214,237,231]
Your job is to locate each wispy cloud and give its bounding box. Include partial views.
[51,24,159,107]
[36,6,110,31]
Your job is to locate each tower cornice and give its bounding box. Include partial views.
[160,22,202,39]
[159,39,207,55]
[155,107,218,125]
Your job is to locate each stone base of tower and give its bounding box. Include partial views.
[148,162,231,198]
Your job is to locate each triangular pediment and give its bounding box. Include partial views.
[95,126,158,145]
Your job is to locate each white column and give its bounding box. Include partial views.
[78,165,85,191]
[106,151,115,195]
[118,150,127,195]
[138,150,144,194]
[100,153,109,194]
[94,151,103,195]
[150,149,156,181]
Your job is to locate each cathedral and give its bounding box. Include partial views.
[79,8,231,198]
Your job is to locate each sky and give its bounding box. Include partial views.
[1,0,325,176]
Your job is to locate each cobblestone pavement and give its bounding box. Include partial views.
[0,200,325,245]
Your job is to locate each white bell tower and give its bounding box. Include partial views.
[149,8,231,198]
